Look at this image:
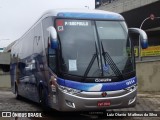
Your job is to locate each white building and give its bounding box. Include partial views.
[0,48,3,52]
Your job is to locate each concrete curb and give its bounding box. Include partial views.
[0,87,11,91]
[138,93,160,98]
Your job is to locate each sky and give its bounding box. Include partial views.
[0,0,95,48]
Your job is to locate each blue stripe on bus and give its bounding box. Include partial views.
[57,12,124,20]
[57,77,137,91]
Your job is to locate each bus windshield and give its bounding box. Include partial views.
[55,19,134,78]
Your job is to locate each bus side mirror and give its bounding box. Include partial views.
[129,28,148,49]
[47,26,58,49]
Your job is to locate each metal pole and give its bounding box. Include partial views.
[139,16,160,61]
[140,17,150,29]
[139,17,150,61]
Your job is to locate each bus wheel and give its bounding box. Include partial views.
[15,84,20,99]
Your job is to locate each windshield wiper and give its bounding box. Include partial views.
[101,42,124,80]
[82,43,99,81]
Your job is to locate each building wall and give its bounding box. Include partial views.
[98,0,159,13]
[0,52,10,65]
[0,74,11,88]
[136,60,160,92]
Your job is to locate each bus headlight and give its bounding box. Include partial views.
[59,85,81,95]
[125,84,137,92]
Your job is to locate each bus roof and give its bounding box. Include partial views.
[11,9,125,48]
[44,9,124,20]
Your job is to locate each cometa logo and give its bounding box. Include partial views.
[95,78,111,82]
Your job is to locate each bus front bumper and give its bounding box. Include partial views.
[55,88,137,111]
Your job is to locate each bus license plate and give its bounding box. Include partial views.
[97,101,111,107]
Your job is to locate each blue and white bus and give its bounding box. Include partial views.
[10,9,148,111]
